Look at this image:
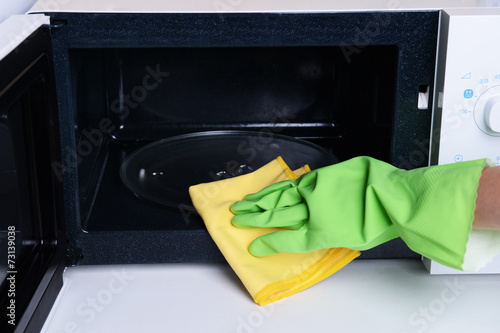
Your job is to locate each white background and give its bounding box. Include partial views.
[0,0,37,24]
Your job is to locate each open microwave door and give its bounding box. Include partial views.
[0,15,66,333]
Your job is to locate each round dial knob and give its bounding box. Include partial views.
[484,96,500,133]
[474,85,500,136]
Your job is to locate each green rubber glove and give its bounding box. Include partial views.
[231,156,487,270]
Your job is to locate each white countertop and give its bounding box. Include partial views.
[42,259,500,333]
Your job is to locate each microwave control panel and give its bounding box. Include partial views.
[428,8,500,274]
[433,8,500,167]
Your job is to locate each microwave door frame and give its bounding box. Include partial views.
[0,16,65,333]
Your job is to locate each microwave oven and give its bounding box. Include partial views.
[1,1,500,331]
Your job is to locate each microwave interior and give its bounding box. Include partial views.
[0,10,443,332]
[74,46,398,235]
[45,12,440,265]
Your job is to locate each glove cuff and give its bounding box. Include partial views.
[396,159,488,270]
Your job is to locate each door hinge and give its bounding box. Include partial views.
[43,19,67,29]
[66,247,83,266]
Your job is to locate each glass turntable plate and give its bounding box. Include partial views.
[120,131,337,210]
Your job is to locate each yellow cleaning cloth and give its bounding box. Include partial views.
[189,157,360,305]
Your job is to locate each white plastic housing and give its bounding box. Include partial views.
[429,8,500,274]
